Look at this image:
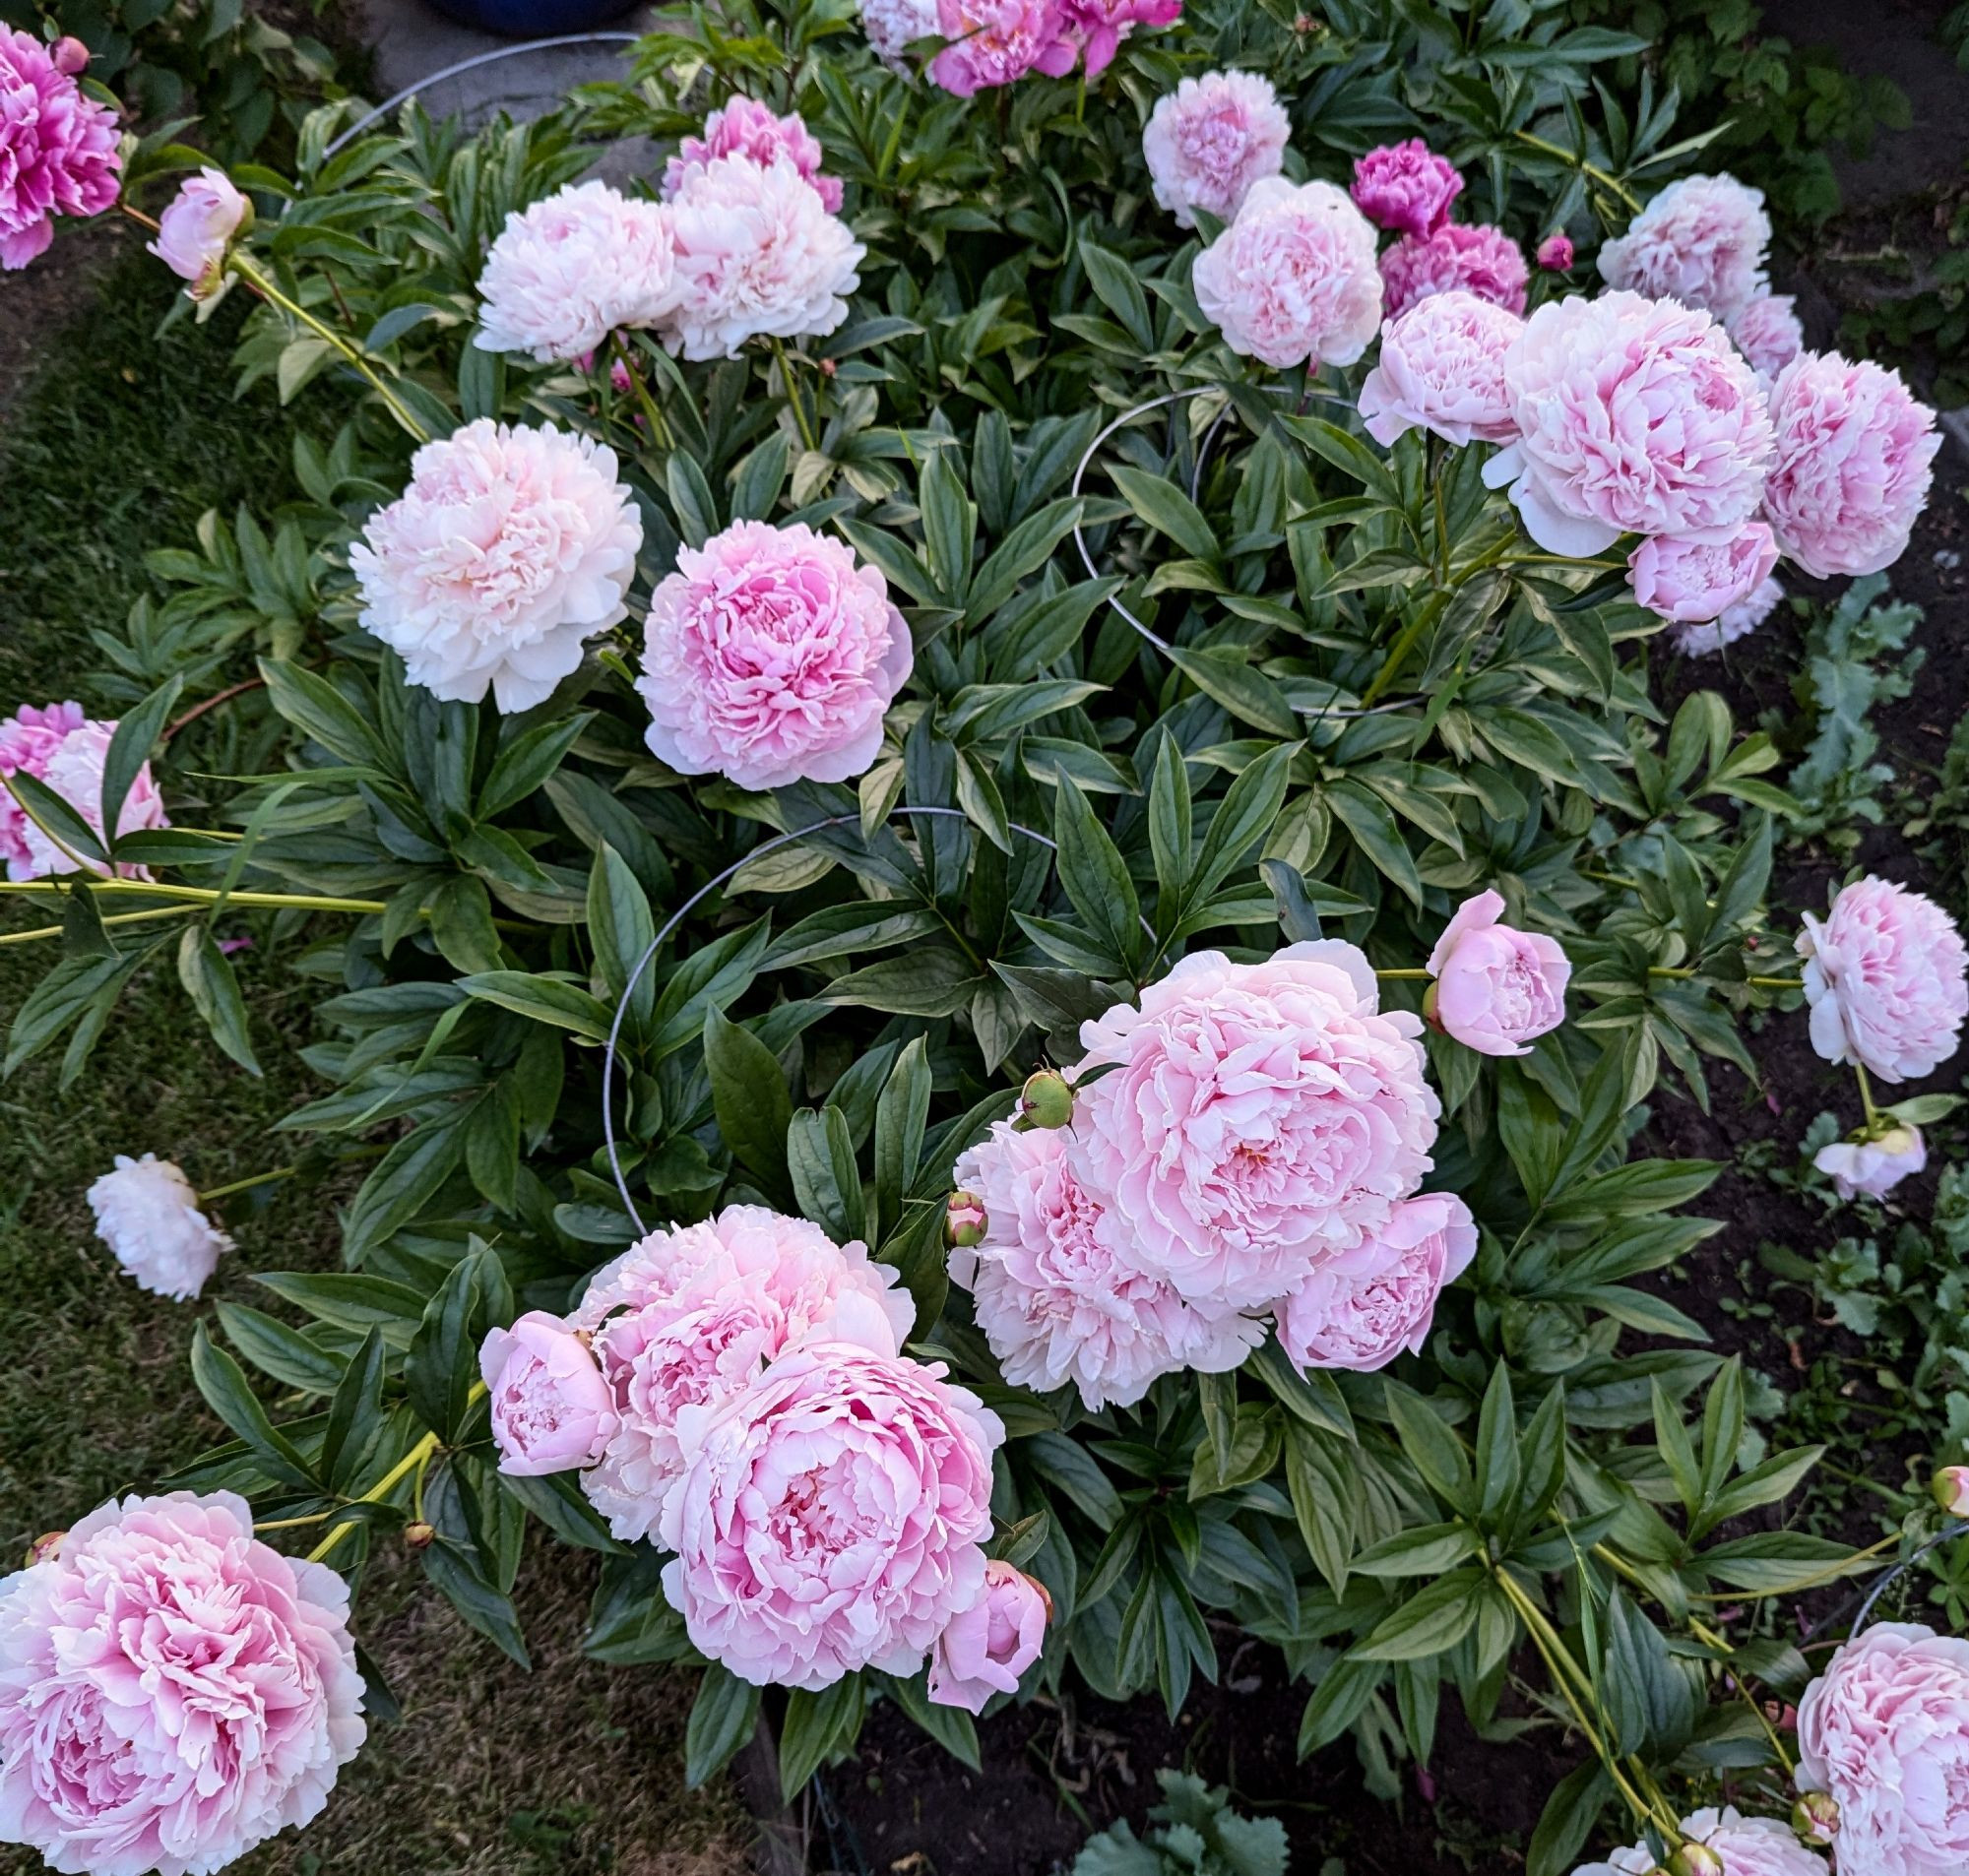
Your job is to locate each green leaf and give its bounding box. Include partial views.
[779,1675,864,1802]
[704,1006,795,1207]
[460,970,611,1040]
[1078,240,1154,349]
[1352,1569,1485,1660]
[920,447,976,600]
[1164,644,1298,739]
[318,1328,386,1492]
[176,926,262,1075]
[788,1104,867,1244]
[1052,777,1140,967]
[874,1034,933,1221]
[1386,1385,1472,1514]
[476,714,591,822]
[98,676,182,850]
[6,771,106,866]
[407,1249,487,1441]
[258,657,390,772]
[214,1301,345,1395]
[500,1470,627,1553]
[1110,464,1220,563]
[189,1324,315,1489]
[422,1537,530,1666]
[1147,737,1193,907]
[1527,1761,1613,1876]
[1285,1423,1358,1595]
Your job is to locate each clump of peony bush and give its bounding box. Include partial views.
[3,1,1968,1872]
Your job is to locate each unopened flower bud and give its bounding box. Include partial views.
[23,1530,65,1567]
[403,1521,435,1550]
[1536,231,1574,272]
[946,1189,986,1248]
[1935,1466,1969,1518]
[50,35,90,74]
[1792,1791,1839,1845]
[1019,1069,1073,1130]
[1668,1843,1724,1876]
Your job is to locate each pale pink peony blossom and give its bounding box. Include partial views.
[0,27,120,271]
[0,706,167,882]
[1673,573,1783,657]
[666,155,863,359]
[1061,0,1180,77]
[1140,70,1289,231]
[1379,221,1528,320]
[0,1490,365,1876]
[1349,140,1463,239]
[1072,942,1439,1314]
[474,180,680,364]
[1426,888,1570,1057]
[85,1154,232,1302]
[1484,291,1773,558]
[478,1310,618,1476]
[1761,351,1940,580]
[1573,1806,1828,1876]
[859,0,940,65]
[659,1342,1003,1690]
[1815,1125,1927,1202]
[930,0,1075,95]
[1193,177,1383,370]
[350,419,642,714]
[1536,231,1573,271]
[950,1120,1264,1411]
[1597,173,1772,319]
[148,167,248,302]
[662,97,843,213]
[1628,522,1780,625]
[1797,876,1969,1085]
[0,699,81,876]
[571,1207,914,1543]
[638,518,912,792]
[927,1560,1049,1714]
[1796,1623,1969,1876]
[1276,1192,1477,1373]
[1727,292,1804,383]
[1357,289,1522,448]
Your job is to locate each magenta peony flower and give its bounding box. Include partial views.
[1727,292,1804,383]
[1072,942,1439,1314]
[1357,289,1522,448]
[0,26,120,271]
[1379,221,1528,321]
[1797,876,1969,1085]
[1349,139,1464,239]
[659,1342,1003,1690]
[1060,0,1180,77]
[1796,1623,1969,1876]
[1628,522,1780,625]
[927,1561,1049,1714]
[1276,1192,1477,1373]
[1815,1125,1926,1202]
[475,180,679,364]
[859,0,939,65]
[662,97,843,213]
[478,1310,618,1476]
[350,419,642,714]
[570,1206,914,1542]
[1598,172,1771,319]
[0,704,167,882]
[1536,230,1573,272]
[85,1154,232,1301]
[666,155,863,359]
[0,1491,365,1876]
[638,518,913,792]
[1192,177,1383,370]
[1484,291,1772,558]
[148,166,247,302]
[1673,573,1782,657]
[930,0,1076,95]
[1140,70,1289,231]
[1426,888,1570,1056]
[1574,1807,1828,1876]
[1761,351,1939,580]
[949,1120,1264,1411]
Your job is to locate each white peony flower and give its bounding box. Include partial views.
[860,0,939,66]
[349,419,644,713]
[86,1155,233,1301]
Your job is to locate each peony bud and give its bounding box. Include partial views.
[1019,1069,1073,1130]
[1933,1466,1969,1517]
[1792,1791,1839,1845]
[1667,1844,1724,1876]
[50,34,90,74]
[403,1521,435,1550]
[23,1530,65,1567]
[946,1189,986,1248]
[1536,231,1573,271]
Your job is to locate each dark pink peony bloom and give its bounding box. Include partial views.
[0,26,120,271]
[1350,139,1464,239]
[1060,0,1180,76]
[1379,221,1528,320]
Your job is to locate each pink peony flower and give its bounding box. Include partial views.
[1673,573,1783,657]
[662,97,843,214]
[1814,1125,1926,1202]
[350,419,642,714]
[1276,1192,1477,1373]
[1357,289,1522,448]
[1349,140,1464,239]
[930,0,1076,96]
[638,518,913,792]
[0,27,120,271]
[85,1154,232,1301]
[666,154,864,359]
[1598,173,1771,320]
[1484,291,1773,558]
[1536,231,1573,272]
[1072,942,1439,1314]
[1761,351,1939,580]
[1797,876,1969,1085]
[0,1491,365,1876]
[571,1206,914,1542]
[1379,221,1528,321]
[1935,1468,1969,1517]
[1574,1807,1828,1876]
[478,1310,618,1476]
[1060,0,1180,77]
[148,166,247,302]
[950,1120,1264,1411]
[475,180,679,364]
[1796,1623,1969,1876]
[860,0,940,65]
[659,1342,1003,1690]
[0,704,167,882]
[1140,70,1290,231]
[1727,292,1804,383]
[1192,177,1383,370]
[927,1560,1049,1714]
[1426,888,1570,1056]
[1627,522,1780,625]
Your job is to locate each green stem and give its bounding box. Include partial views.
[609,333,672,449]
[1511,131,1642,214]
[1648,968,1805,989]
[198,1163,298,1204]
[769,336,820,455]
[0,904,200,947]
[1376,968,1432,980]
[0,879,388,914]
[1362,535,1514,707]
[1856,1061,1881,1129]
[1690,1615,1798,1776]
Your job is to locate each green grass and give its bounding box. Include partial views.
[0,252,746,1876]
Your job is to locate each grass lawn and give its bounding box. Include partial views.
[0,246,748,1876]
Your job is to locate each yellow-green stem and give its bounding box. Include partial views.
[0,904,200,947]
[769,336,821,455]
[307,1433,440,1565]
[198,1164,298,1204]
[0,879,388,914]
[1511,131,1642,213]
[1690,1616,1797,1775]
[1856,1061,1881,1129]
[1376,968,1432,980]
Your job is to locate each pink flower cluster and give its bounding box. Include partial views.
[1350,139,1462,239]
[1142,70,1291,231]
[929,0,1178,94]
[0,699,167,881]
[0,26,120,271]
